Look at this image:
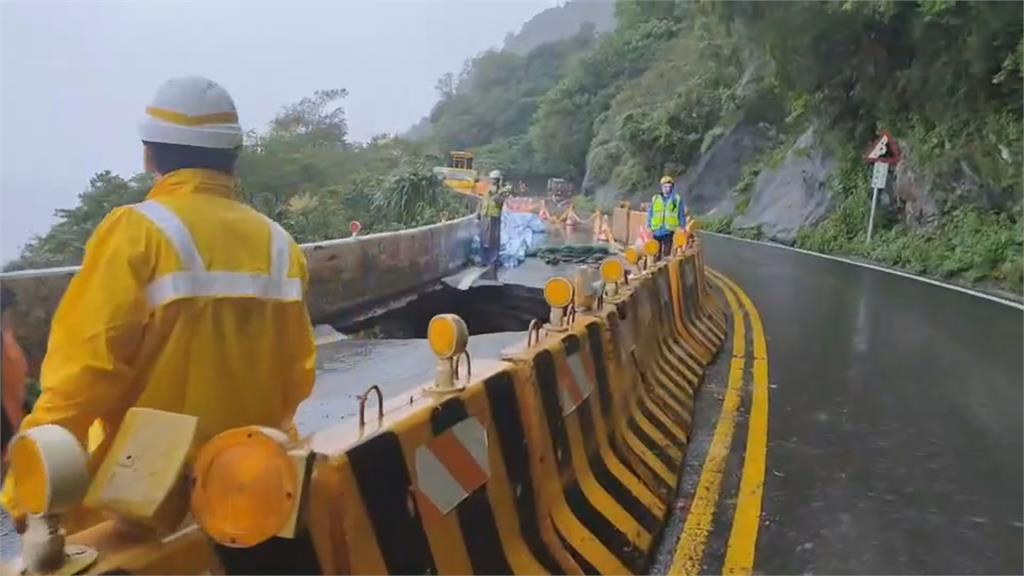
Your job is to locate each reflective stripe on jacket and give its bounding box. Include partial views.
[649,193,684,236]
[1,168,317,518]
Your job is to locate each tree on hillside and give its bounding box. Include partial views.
[268,88,350,149]
[4,172,153,270]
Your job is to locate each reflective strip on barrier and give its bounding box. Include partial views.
[560,347,595,415]
[415,417,490,515]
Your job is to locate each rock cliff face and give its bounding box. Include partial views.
[680,120,774,216]
[732,126,837,243]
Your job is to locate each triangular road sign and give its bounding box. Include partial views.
[864,131,902,165]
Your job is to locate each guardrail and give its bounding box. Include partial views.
[0,216,477,368]
[113,242,722,576]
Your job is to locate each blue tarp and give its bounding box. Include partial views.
[471,210,548,268]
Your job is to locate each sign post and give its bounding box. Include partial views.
[863,132,901,243]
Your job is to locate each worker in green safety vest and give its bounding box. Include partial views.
[478,169,510,267]
[648,175,687,257]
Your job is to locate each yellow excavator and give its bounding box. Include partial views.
[432,151,489,197]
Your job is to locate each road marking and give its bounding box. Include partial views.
[668,274,746,575]
[709,269,769,575]
[701,231,1024,311]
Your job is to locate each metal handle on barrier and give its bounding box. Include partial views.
[358,385,384,427]
[454,350,472,382]
[527,319,543,347]
[566,304,577,326]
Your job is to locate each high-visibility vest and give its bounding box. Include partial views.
[650,194,681,232]
[481,185,506,218]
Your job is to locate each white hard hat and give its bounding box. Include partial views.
[489,170,503,180]
[139,76,243,149]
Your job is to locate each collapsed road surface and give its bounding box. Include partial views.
[691,233,1023,574]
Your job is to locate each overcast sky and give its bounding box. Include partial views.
[0,0,557,262]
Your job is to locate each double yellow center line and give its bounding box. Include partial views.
[668,269,769,575]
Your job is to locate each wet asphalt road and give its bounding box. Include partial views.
[702,234,1024,574]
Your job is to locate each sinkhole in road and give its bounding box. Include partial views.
[335,283,549,339]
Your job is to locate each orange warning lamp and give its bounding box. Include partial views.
[600,257,626,301]
[544,277,574,309]
[544,277,574,329]
[8,426,90,516]
[673,229,690,253]
[624,246,640,266]
[644,239,660,257]
[8,425,96,574]
[428,314,469,359]
[600,258,625,284]
[427,314,470,393]
[191,427,304,548]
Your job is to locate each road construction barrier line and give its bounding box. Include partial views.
[676,262,722,354]
[710,270,769,576]
[628,278,701,434]
[658,267,711,376]
[347,431,444,574]
[534,347,651,572]
[649,273,707,391]
[607,290,697,498]
[481,371,574,575]
[576,324,665,523]
[635,270,701,382]
[640,336,696,431]
[675,258,722,354]
[659,262,715,365]
[310,369,572,575]
[424,394,512,574]
[265,241,727,576]
[604,309,677,500]
[694,246,728,331]
[559,338,662,538]
[669,274,747,576]
[631,356,688,444]
[685,254,727,345]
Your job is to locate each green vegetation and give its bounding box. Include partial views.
[797,157,1023,293]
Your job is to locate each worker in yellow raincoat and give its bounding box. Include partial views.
[0,77,317,526]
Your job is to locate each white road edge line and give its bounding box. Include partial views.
[701,231,1024,311]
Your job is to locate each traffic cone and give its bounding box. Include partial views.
[538,200,551,221]
[599,214,615,244]
[563,204,581,230]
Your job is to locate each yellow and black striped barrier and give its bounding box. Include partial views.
[28,244,726,575]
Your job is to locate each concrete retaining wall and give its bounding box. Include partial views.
[0,216,477,370]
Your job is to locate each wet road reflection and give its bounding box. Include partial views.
[703,234,1023,574]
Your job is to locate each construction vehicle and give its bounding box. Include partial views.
[432,151,487,197]
[546,177,575,202]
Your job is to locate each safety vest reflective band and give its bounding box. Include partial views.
[651,195,680,231]
[482,190,502,218]
[132,200,302,310]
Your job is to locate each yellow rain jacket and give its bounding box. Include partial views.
[1,169,317,518]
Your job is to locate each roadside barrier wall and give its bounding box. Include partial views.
[297,246,725,575]
[0,215,476,368]
[610,206,651,247]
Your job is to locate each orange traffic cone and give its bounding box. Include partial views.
[563,204,581,230]
[599,214,615,244]
[538,200,551,221]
